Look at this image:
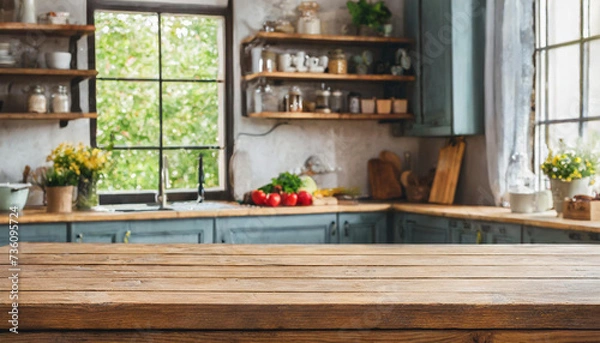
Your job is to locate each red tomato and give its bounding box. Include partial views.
[251,190,267,206]
[297,191,312,206]
[266,193,281,207]
[282,193,298,206]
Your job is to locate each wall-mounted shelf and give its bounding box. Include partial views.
[243,72,415,83]
[0,23,95,37]
[0,68,98,80]
[248,112,414,121]
[0,113,98,128]
[242,32,414,46]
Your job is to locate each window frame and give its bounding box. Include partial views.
[86,0,234,203]
[534,0,600,171]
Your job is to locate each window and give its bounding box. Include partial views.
[88,1,232,202]
[535,0,600,167]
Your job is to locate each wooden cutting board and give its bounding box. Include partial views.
[428,137,466,205]
[368,158,403,200]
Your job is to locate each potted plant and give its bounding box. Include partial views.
[47,143,111,210]
[44,167,77,214]
[346,0,392,36]
[541,143,598,215]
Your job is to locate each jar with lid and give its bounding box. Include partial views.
[284,86,303,113]
[315,83,331,113]
[51,85,71,113]
[297,1,321,35]
[254,80,278,113]
[27,85,47,113]
[260,46,277,73]
[331,90,343,113]
[348,92,361,114]
[328,49,347,74]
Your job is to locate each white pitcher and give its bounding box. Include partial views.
[15,0,36,23]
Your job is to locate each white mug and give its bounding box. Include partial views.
[278,53,292,72]
[318,55,329,67]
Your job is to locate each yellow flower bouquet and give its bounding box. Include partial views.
[541,150,597,183]
[47,143,111,209]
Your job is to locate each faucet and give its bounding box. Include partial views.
[158,155,170,209]
[197,153,205,203]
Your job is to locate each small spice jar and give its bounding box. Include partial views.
[328,49,347,74]
[27,85,47,113]
[284,86,303,112]
[260,46,277,73]
[348,92,361,114]
[51,85,71,113]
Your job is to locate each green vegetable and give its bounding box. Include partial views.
[347,0,392,32]
[259,172,303,194]
[299,175,318,194]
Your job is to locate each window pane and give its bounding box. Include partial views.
[588,39,600,118]
[548,0,581,45]
[95,11,159,78]
[546,122,580,149]
[591,0,600,36]
[97,81,160,147]
[98,150,159,191]
[548,45,581,120]
[165,149,221,190]
[162,82,221,146]
[583,120,600,141]
[161,15,223,80]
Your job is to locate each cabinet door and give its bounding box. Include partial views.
[216,214,337,244]
[0,223,68,246]
[338,213,389,244]
[71,222,127,243]
[127,219,214,244]
[523,226,600,244]
[479,222,522,244]
[449,219,481,244]
[403,214,449,243]
[393,212,405,243]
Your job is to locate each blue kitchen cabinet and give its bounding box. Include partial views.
[0,223,68,246]
[71,221,126,243]
[216,214,337,244]
[523,226,600,244]
[402,214,450,243]
[395,0,485,137]
[338,213,390,244]
[127,219,214,244]
[479,222,522,244]
[449,219,481,244]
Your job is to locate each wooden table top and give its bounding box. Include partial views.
[1,243,600,339]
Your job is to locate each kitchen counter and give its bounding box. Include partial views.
[4,202,600,234]
[1,243,599,341]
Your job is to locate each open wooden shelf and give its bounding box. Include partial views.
[244,72,415,82]
[0,113,97,121]
[248,112,414,121]
[0,23,95,37]
[242,32,414,45]
[0,68,98,80]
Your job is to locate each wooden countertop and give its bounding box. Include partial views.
[1,243,599,341]
[4,202,600,233]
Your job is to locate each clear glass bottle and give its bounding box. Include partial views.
[27,85,47,113]
[506,152,537,213]
[51,85,71,113]
[254,81,278,113]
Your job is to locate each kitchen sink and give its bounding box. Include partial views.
[99,202,238,213]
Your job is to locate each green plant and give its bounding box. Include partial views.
[45,167,78,187]
[347,0,392,32]
[259,172,303,194]
[541,143,598,183]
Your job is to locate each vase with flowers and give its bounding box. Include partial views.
[47,143,111,211]
[44,165,77,214]
[541,144,598,215]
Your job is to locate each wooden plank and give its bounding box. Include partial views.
[242,31,414,45]
[429,138,466,204]
[3,264,600,279]
[0,23,95,37]
[0,68,98,78]
[0,113,97,120]
[6,330,600,343]
[243,72,416,82]
[5,277,600,293]
[2,297,600,330]
[7,243,600,255]
[6,253,600,266]
[248,112,414,120]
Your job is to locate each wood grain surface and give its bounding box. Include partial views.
[0,243,599,342]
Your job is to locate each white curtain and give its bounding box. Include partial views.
[485,0,535,206]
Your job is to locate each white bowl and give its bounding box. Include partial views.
[45,52,72,69]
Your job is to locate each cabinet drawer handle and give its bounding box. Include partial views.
[476,230,483,245]
[123,230,131,244]
[330,222,337,236]
[76,233,84,243]
[344,221,350,237]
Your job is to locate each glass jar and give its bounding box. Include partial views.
[297,1,321,35]
[284,86,303,113]
[27,85,47,113]
[331,90,343,113]
[328,49,347,74]
[254,81,278,113]
[506,152,537,213]
[315,84,331,113]
[260,46,277,73]
[348,92,361,114]
[51,85,70,113]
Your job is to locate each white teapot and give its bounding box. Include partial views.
[308,55,328,73]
